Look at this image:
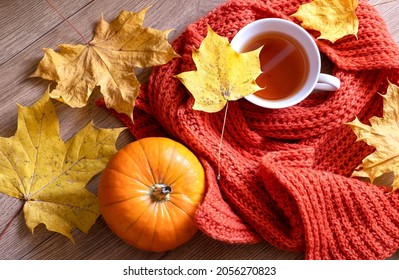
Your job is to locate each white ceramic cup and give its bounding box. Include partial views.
[230,18,340,109]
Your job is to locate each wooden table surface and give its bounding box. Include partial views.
[1,0,398,260]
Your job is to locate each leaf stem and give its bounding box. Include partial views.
[45,0,90,46]
[217,102,229,181]
[0,201,24,241]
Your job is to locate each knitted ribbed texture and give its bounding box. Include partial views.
[97,0,399,259]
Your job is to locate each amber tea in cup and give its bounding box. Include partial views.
[230,18,340,109]
[241,32,309,100]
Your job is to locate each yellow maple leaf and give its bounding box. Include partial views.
[31,7,179,120]
[175,25,262,113]
[291,0,359,43]
[0,90,125,241]
[347,82,399,191]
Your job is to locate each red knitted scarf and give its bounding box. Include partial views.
[98,0,399,259]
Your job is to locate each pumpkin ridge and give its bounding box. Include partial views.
[105,167,150,189]
[123,199,152,235]
[166,173,202,194]
[170,193,203,203]
[162,200,179,246]
[168,198,196,220]
[137,139,157,184]
[149,202,159,251]
[160,141,178,184]
[118,146,154,186]
[164,158,200,187]
[100,194,146,207]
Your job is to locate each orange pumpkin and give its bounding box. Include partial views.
[98,137,205,252]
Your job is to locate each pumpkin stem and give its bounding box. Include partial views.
[150,184,172,202]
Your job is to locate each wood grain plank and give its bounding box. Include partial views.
[161,233,304,260]
[371,0,399,45]
[0,0,398,260]
[0,0,94,65]
[0,0,227,260]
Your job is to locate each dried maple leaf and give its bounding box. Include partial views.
[347,82,399,191]
[291,0,359,43]
[0,90,125,241]
[31,7,178,120]
[175,25,262,113]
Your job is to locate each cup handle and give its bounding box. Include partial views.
[314,73,340,91]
